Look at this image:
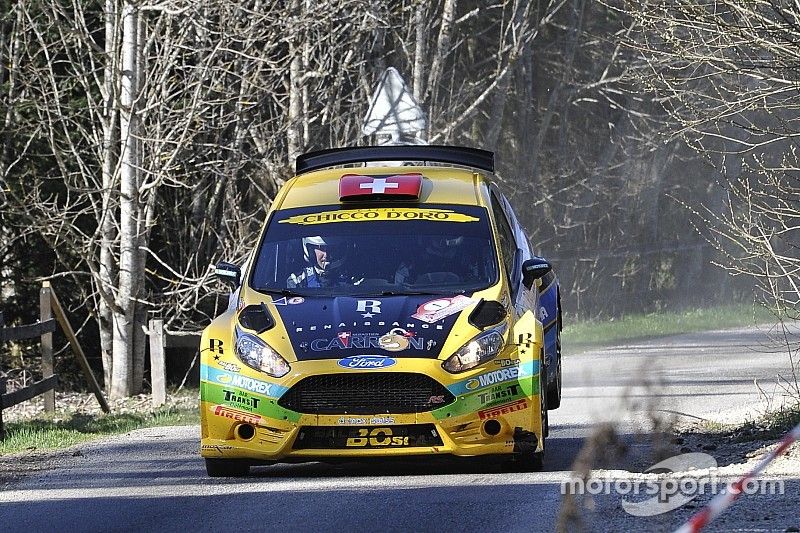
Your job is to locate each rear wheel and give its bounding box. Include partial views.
[205,458,250,477]
[535,349,548,467]
[547,323,562,409]
[541,350,550,438]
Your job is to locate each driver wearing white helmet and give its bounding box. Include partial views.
[287,236,346,288]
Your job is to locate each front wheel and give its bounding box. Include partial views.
[205,458,250,477]
[503,368,547,472]
[540,352,550,439]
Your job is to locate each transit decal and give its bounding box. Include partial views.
[200,380,301,423]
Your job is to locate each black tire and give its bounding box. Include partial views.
[507,437,545,472]
[502,442,544,472]
[504,357,547,473]
[547,324,562,410]
[540,350,550,439]
[205,458,250,477]
[537,348,548,463]
[528,449,545,472]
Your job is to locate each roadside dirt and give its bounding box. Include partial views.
[676,422,799,474]
[0,449,77,489]
[0,390,197,490]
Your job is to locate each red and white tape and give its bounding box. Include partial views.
[674,421,800,533]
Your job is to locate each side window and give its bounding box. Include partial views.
[502,196,531,259]
[490,193,516,286]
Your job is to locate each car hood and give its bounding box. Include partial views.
[269,294,480,361]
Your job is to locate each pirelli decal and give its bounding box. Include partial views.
[478,399,528,420]
[279,208,479,226]
[211,405,265,426]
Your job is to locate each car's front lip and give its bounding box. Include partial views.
[200,357,539,461]
[199,414,522,460]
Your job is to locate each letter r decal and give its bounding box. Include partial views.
[210,339,224,354]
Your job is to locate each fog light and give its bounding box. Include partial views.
[236,423,256,440]
[483,419,502,436]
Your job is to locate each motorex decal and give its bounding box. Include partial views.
[200,381,300,423]
[274,294,463,361]
[446,360,539,396]
[200,364,288,398]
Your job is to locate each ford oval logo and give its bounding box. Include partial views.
[338,355,396,370]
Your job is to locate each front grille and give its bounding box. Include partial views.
[278,372,455,414]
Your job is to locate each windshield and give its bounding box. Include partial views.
[250,204,499,296]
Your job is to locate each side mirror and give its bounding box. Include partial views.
[214,261,241,289]
[522,257,551,290]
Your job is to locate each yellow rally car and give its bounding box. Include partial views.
[200,145,557,476]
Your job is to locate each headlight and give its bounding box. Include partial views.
[442,327,506,373]
[234,327,290,378]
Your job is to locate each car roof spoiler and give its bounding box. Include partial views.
[295,145,495,175]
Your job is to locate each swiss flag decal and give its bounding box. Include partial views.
[339,173,423,201]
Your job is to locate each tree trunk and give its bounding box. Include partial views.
[425,0,457,134]
[483,68,511,152]
[130,10,147,395]
[530,0,585,182]
[111,0,139,398]
[412,1,426,105]
[286,0,303,166]
[99,0,120,391]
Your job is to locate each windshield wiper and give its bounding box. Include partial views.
[380,289,464,296]
[257,288,309,298]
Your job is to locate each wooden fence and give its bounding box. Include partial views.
[148,319,200,408]
[0,282,109,440]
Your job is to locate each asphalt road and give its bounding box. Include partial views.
[1,325,797,532]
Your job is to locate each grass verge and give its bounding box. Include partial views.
[563,303,776,351]
[0,405,199,455]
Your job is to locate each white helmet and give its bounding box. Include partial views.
[302,235,348,272]
[302,235,327,263]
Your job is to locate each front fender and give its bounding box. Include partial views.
[199,310,237,438]
[511,309,544,363]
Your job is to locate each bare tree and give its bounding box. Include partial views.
[3,0,766,398]
[618,0,800,317]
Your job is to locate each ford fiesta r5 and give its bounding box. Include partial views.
[200,145,561,477]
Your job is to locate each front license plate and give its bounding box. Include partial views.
[293,424,443,449]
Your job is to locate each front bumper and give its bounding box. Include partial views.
[200,358,543,462]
